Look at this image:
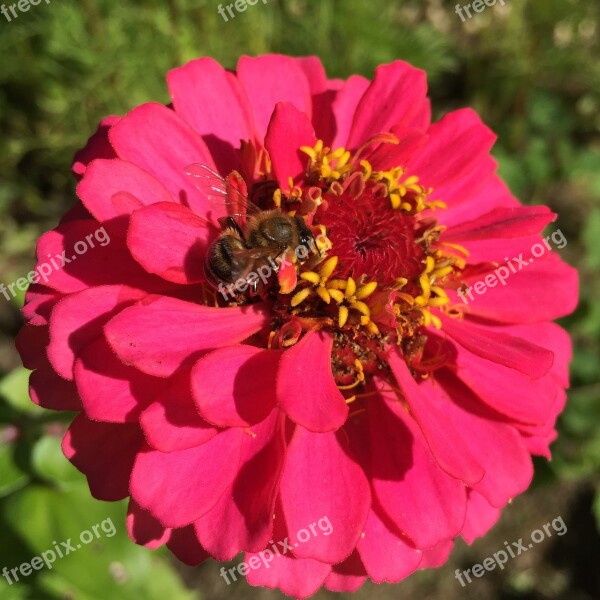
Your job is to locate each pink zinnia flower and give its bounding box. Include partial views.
[17,55,578,597]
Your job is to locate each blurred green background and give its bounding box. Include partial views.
[1,0,599,598]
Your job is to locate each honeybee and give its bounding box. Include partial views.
[186,164,319,296]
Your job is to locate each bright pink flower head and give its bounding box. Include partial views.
[17,55,578,597]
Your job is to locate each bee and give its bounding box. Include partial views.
[186,164,319,296]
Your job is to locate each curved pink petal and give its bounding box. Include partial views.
[109,102,216,216]
[439,330,560,425]
[277,331,348,432]
[21,284,60,326]
[407,108,496,190]
[193,345,282,428]
[16,324,49,369]
[293,56,336,144]
[35,220,165,294]
[461,490,502,544]
[195,409,286,560]
[48,285,146,379]
[448,252,579,323]
[324,551,367,592]
[279,426,370,564]
[166,525,209,566]
[265,102,317,189]
[72,115,120,177]
[139,371,219,453]
[76,158,174,224]
[419,539,454,569]
[347,61,429,149]
[167,57,253,172]
[236,55,312,140]
[245,505,332,598]
[130,427,246,528]
[369,394,467,549]
[127,202,212,284]
[30,362,81,411]
[357,505,422,584]
[427,372,534,508]
[127,500,170,549]
[104,295,267,377]
[74,337,165,423]
[443,206,556,243]
[441,316,554,379]
[331,74,370,148]
[389,352,485,486]
[62,415,144,501]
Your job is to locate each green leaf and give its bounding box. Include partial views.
[0,369,41,415]
[0,442,28,498]
[31,435,82,486]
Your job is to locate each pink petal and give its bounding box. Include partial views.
[127,202,212,284]
[324,551,367,592]
[245,506,332,598]
[389,352,485,486]
[425,372,534,508]
[139,370,219,452]
[265,102,317,189]
[30,362,81,411]
[195,410,286,560]
[16,324,49,369]
[443,206,556,242]
[357,505,422,583]
[104,295,267,377]
[331,74,370,148]
[346,61,429,149]
[109,102,216,216]
[72,116,120,177]
[76,158,174,223]
[35,220,164,294]
[419,539,454,569]
[62,415,144,501]
[439,330,560,425]
[21,284,60,326]
[167,57,253,172]
[74,337,165,423]
[293,56,336,144]
[448,252,579,323]
[127,500,170,549]
[236,55,312,139]
[363,126,428,171]
[461,490,502,544]
[130,427,246,528]
[277,331,348,432]
[369,394,467,549]
[279,426,370,564]
[406,108,496,190]
[441,316,554,379]
[192,345,282,428]
[48,285,146,379]
[166,526,209,566]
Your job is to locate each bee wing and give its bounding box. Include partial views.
[229,244,286,262]
[185,164,262,223]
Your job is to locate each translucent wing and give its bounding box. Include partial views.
[185,164,262,220]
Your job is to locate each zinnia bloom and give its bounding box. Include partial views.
[17,55,578,597]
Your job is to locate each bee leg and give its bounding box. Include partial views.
[218,216,244,239]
